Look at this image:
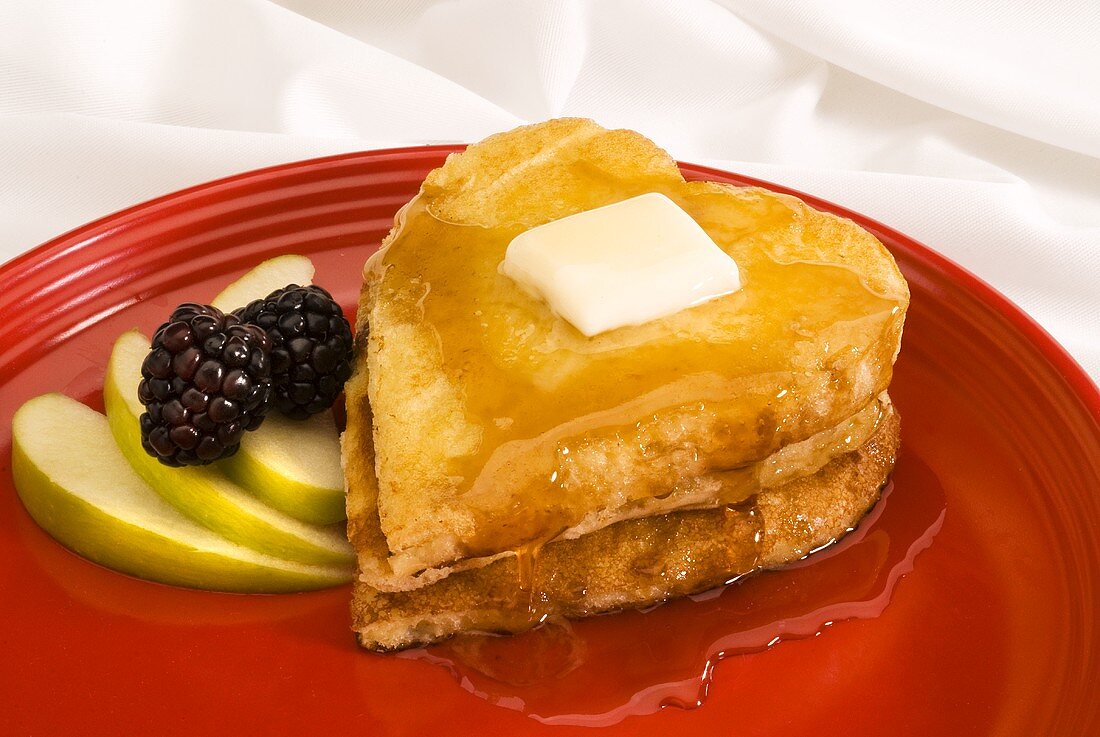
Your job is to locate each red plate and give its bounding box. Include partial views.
[1,148,1097,736]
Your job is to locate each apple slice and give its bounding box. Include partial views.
[209,254,347,524]
[12,394,352,593]
[105,330,353,567]
[223,412,346,525]
[210,253,314,313]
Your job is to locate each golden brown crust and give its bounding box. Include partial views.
[351,403,900,651]
[346,119,910,587]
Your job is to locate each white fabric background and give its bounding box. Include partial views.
[1,0,1097,377]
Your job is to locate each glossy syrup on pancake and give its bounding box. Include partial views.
[397,451,946,726]
[371,177,905,563]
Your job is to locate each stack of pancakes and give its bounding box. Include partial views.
[342,119,908,651]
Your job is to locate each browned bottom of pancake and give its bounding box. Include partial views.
[351,404,900,652]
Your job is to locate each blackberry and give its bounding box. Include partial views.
[235,285,353,420]
[138,303,273,466]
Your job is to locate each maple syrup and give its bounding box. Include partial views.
[369,174,907,566]
[398,452,945,726]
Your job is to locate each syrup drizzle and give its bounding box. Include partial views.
[398,453,946,726]
[513,539,552,625]
[724,495,764,578]
[371,179,907,566]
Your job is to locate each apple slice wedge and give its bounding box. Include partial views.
[222,412,346,525]
[105,330,353,567]
[12,394,352,593]
[210,253,314,314]
[211,254,347,524]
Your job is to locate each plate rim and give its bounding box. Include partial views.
[0,144,1097,734]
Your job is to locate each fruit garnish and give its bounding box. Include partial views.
[139,303,273,466]
[225,411,347,525]
[12,393,353,592]
[109,331,355,566]
[235,285,353,420]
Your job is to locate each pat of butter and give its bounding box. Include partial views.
[500,192,741,336]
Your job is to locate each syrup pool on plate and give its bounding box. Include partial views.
[398,451,946,727]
